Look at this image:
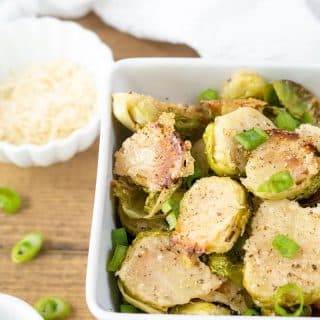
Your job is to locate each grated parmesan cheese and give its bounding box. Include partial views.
[0,60,96,145]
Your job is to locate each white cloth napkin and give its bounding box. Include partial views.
[1,0,320,63]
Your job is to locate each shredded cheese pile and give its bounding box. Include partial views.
[0,60,96,145]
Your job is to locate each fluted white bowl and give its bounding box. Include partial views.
[0,294,43,320]
[0,17,113,167]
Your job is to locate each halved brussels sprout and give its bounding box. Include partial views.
[203,107,275,176]
[220,71,266,100]
[112,92,210,138]
[113,178,180,219]
[118,280,163,314]
[117,231,223,312]
[272,80,320,123]
[297,124,320,152]
[172,176,249,254]
[190,139,210,175]
[169,301,231,315]
[242,129,320,200]
[244,199,320,308]
[114,113,194,193]
[118,205,168,236]
[208,254,243,286]
[201,98,267,117]
[206,280,252,314]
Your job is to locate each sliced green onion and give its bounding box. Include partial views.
[0,187,21,214]
[242,308,260,316]
[11,231,43,263]
[272,234,300,258]
[112,228,128,246]
[275,111,300,131]
[185,166,204,189]
[166,211,178,231]
[235,127,268,150]
[34,297,71,320]
[198,88,219,103]
[120,304,140,313]
[161,198,179,214]
[301,112,313,124]
[257,170,294,193]
[107,244,128,272]
[274,283,304,316]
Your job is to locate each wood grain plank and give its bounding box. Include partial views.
[0,13,196,320]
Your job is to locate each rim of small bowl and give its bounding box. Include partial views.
[0,17,113,154]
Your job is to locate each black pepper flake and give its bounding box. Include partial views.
[312,264,317,271]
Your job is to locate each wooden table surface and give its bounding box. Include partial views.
[0,13,197,319]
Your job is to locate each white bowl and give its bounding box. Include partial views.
[0,17,113,167]
[0,294,43,320]
[86,58,320,319]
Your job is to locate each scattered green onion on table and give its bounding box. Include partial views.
[0,187,21,214]
[34,296,71,320]
[11,231,43,263]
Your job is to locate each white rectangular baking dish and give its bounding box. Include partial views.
[86,58,320,319]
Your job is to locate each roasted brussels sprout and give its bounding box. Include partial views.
[203,107,275,176]
[118,280,163,314]
[206,280,252,314]
[208,254,243,286]
[190,139,210,175]
[221,71,266,100]
[242,129,320,200]
[112,92,210,138]
[201,98,267,117]
[118,205,168,236]
[169,301,231,315]
[113,178,181,219]
[117,231,223,312]
[114,113,194,193]
[272,80,320,123]
[172,176,249,254]
[297,124,320,152]
[244,199,320,308]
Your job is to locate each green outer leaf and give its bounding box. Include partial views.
[203,122,238,176]
[274,283,304,316]
[118,280,164,314]
[272,80,320,124]
[272,234,300,258]
[185,166,204,188]
[264,83,280,106]
[273,80,308,119]
[170,301,231,315]
[34,297,71,320]
[117,204,168,236]
[208,254,243,286]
